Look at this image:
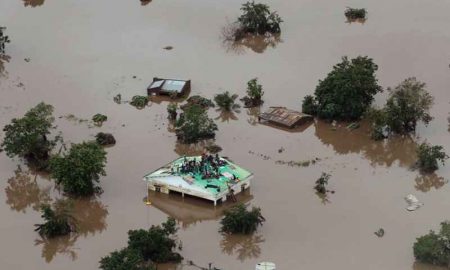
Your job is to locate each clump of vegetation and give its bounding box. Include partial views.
[34,200,76,238]
[413,221,450,267]
[214,91,239,111]
[314,172,330,194]
[100,218,182,270]
[113,94,122,104]
[301,56,382,120]
[365,107,388,140]
[241,78,264,107]
[1,102,58,169]
[416,142,448,172]
[0,27,10,55]
[130,95,148,109]
[92,114,107,125]
[220,204,265,234]
[236,1,282,37]
[344,7,367,21]
[95,132,116,146]
[180,95,215,110]
[167,103,178,120]
[50,141,107,196]
[175,104,218,143]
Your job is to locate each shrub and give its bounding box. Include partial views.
[175,104,218,143]
[92,114,107,125]
[34,200,76,238]
[100,248,154,270]
[416,142,448,172]
[306,56,382,120]
[344,7,367,21]
[220,204,265,234]
[1,102,57,168]
[237,1,282,35]
[95,132,116,146]
[181,95,215,110]
[167,103,178,120]
[413,221,450,267]
[242,78,264,107]
[301,95,317,115]
[50,141,107,196]
[0,27,10,55]
[130,96,148,109]
[314,172,330,194]
[214,91,239,111]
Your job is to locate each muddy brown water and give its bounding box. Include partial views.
[1,0,450,269]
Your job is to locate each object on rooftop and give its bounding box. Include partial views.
[147,77,190,97]
[143,155,253,206]
[258,107,313,128]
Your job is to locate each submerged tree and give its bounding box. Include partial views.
[413,221,450,267]
[130,96,148,109]
[100,248,153,270]
[35,200,76,238]
[92,114,107,126]
[49,141,107,196]
[175,104,218,143]
[1,102,58,168]
[416,142,448,172]
[167,103,178,120]
[344,7,367,22]
[302,56,382,120]
[237,1,282,36]
[0,27,10,55]
[314,172,330,194]
[241,78,264,107]
[214,91,239,111]
[220,204,265,234]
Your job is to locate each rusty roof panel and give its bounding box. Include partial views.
[259,107,312,128]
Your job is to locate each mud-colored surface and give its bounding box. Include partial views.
[1,0,450,269]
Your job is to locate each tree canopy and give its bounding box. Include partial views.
[1,102,57,168]
[237,1,282,35]
[416,142,448,172]
[302,56,382,120]
[175,104,218,143]
[214,91,239,111]
[414,221,450,267]
[49,141,107,196]
[220,204,265,234]
[100,248,153,270]
[242,78,264,107]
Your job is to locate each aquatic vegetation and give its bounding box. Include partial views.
[50,141,107,196]
[314,172,330,194]
[95,132,116,146]
[237,1,282,36]
[0,27,10,55]
[416,142,448,172]
[1,102,58,169]
[92,114,107,125]
[413,221,450,267]
[175,104,218,143]
[220,204,265,234]
[301,56,381,120]
[214,91,239,111]
[34,200,76,238]
[130,95,148,109]
[344,7,367,21]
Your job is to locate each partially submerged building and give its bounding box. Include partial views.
[258,106,313,128]
[147,77,191,97]
[143,156,253,205]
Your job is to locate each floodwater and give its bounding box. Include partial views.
[1,0,450,269]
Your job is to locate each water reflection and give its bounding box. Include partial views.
[0,55,10,78]
[220,233,264,262]
[21,0,45,7]
[223,33,282,54]
[412,261,447,270]
[246,107,260,126]
[34,197,108,262]
[140,0,152,6]
[5,167,51,213]
[148,190,253,229]
[214,109,239,122]
[174,140,215,156]
[314,121,418,167]
[414,173,447,192]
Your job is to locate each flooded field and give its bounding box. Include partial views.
[1,0,450,269]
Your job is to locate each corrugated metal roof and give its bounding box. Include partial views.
[259,107,312,127]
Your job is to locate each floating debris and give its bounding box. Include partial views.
[275,158,320,167]
[346,122,360,130]
[24,58,30,62]
[374,228,385,237]
[163,46,174,50]
[113,93,122,104]
[278,147,284,153]
[405,194,423,211]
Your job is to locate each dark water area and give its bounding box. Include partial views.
[1,0,450,269]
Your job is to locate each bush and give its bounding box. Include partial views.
[95,132,116,146]
[130,96,148,109]
[344,7,367,21]
[181,95,215,111]
[416,142,448,172]
[237,1,282,35]
[50,141,107,196]
[0,27,10,55]
[314,172,330,194]
[167,103,178,120]
[175,104,218,143]
[220,204,265,234]
[1,102,57,168]
[413,221,450,267]
[92,114,107,125]
[214,91,239,111]
[301,95,317,115]
[242,78,264,107]
[100,248,154,270]
[34,200,76,238]
[307,56,382,120]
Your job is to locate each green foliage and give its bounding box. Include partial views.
[100,248,154,270]
[237,1,282,35]
[49,141,107,196]
[167,103,178,120]
[130,96,148,109]
[0,27,10,55]
[384,77,434,134]
[308,56,382,120]
[244,78,264,107]
[175,104,218,143]
[301,95,317,115]
[365,108,388,140]
[127,217,182,263]
[181,95,215,111]
[34,200,75,238]
[1,102,56,168]
[92,114,107,125]
[214,91,239,111]
[314,172,330,194]
[416,142,448,172]
[413,221,450,267]
[344,7,367,21]
[220,204,265,234]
